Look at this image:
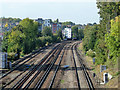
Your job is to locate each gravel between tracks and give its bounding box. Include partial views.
[1,44,57,88]
[57,43,78,88]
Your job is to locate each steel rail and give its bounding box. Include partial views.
[23,45,62,89]
[75,43,94,90]
[34,44,64,89]
[0,52,39,80]
[72,43,81,90]
[10,44,60,89]
[2,50,44,89]
[48,45,67,89]
[0,46,47,80]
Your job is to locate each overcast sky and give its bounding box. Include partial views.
[0,0,100,24]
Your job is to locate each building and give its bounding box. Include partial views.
[35,18,62,34]
[35,18,44,24]
[37,18,44,24]
[62,28,71,40]
[57,23,62,31]
[52,23,57,34]
[35,18,44,31]
[51,23,62,34]
[77,24,84,29]
[44,19,51,27]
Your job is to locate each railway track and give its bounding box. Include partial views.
[48,45,67,89]
[44,42,80,89]
[2,41,94,89]
[32,43,65,89]
[0,46,47,80]
[40,42,81,89]
[71,43,81,90]
[8,43,65,89]
[2,43,60,89]
[74,43,95,90]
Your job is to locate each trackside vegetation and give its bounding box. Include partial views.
[82,2,120,69]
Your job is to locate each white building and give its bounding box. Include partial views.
[62,28,71,39]
[44,19,51,27]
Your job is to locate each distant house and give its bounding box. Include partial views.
[35,18,62,33]
[62,28,71,40]
[38,18,44,24]
[44,19,51,27]
[35,18,44,31]
[35,18,52,31]
[35,18,44,24]
[51,22,62,34]
[52,23,57,34]
[57,23,62,30]
[77,24,84,30]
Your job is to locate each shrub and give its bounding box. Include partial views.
[86,49,95,58]
[7,52,18,61]
[20,53,24,57]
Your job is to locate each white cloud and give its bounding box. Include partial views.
[0,0,96,3]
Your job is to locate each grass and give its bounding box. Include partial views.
[60,80,64,83]
[113,71,120,77]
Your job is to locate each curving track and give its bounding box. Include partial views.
[7,42,66,89]
[74,42,95,90]
[2,41,95,89]
[2,43,60,89]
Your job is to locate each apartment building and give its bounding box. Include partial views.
[62,27,71,39]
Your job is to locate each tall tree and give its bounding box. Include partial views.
[42,26,53,37]
[56,29,63,40]
[105,16,120,62]
[71,25,78,39]
[7,25,25,58]
[19,18,38,53]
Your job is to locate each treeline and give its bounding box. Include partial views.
[2,18,62,61]
[71,25,84,40]
[0,17,21,24]
[82,2,120,68]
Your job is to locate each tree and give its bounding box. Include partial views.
[2,31,10,52]
[78,29,84,40]
[62,21,75,26]
[92,2,120,65]
[105,16,120,62]
[71,25,78,39]
[5,23,8,28]
[42,26,53,37]
[7,26,25,58]
[19,18,38,54]
[83,24,98,51]
[56,29,63,40]
[54,19,59,23]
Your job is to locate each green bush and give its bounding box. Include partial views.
[86,49,95,58]
[7,52,18,61]
[20,53,24,57]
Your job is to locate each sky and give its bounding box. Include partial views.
[0,0,100,24]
